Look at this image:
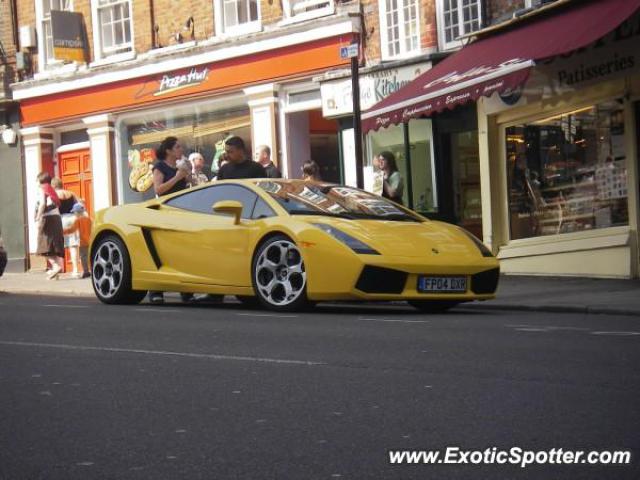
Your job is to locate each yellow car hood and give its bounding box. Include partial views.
[305,217,480,259]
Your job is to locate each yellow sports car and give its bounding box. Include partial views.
[90,179,499,312]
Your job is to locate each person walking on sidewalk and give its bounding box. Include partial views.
[148,136,192,305]
[35,172,65,280]
[63,203,92,279]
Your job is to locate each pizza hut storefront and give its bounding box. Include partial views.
[14,29,356,266]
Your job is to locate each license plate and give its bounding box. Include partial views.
[418,276,467,293]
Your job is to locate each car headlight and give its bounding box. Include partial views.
[459,228,493,257]
[312,223,380,255]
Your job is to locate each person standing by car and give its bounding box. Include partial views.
[378,151,404,205]
[217,136,266,180]
[255,145,281,178]
[302,161,321,182]
[188,152,210,186]
[149,136,191,304]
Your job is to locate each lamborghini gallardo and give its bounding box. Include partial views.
[89,179,499,312]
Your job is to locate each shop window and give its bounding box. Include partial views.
[283,0,334,22]
[91,0,133,60]
[436,0,482,51]
[166,185,258,218]
[118,101,251,204]
[450,130,481,238]
[214,0,261,36]
[378,0,420,60]
[365,120,438,212]
[506,101,629,241]
[36,0,73,70]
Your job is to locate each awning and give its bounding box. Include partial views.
[362,0,640,133]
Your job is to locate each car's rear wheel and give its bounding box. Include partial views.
[252,235,309,312]
[92,235,147,305]
[408,300,459,313]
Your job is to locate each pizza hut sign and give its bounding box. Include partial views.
[155,67,210,96]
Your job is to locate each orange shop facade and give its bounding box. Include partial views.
[14,22,357,266]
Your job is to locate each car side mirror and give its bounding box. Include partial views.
[212,200,243,225]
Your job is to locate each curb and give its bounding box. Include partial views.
[1,289,639,317]
[459,303,640,317]
[0,289,95,298]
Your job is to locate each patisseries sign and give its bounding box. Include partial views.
[154,67,210,96]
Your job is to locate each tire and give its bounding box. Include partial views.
[91,234,147,305]
[408,300,459,313]
[251,235,309,312]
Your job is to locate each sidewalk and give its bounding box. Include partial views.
[1,272,639,316]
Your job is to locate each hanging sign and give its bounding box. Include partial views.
[51,11,87,63]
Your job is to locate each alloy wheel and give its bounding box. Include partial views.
[92,240,124,299]
[254,240,306,307]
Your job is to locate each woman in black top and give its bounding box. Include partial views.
[152,136,189,196]
[148,136,191,305]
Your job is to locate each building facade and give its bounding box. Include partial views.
[0,0,26,272]
[11,0,362,269]
[362,0,640,278]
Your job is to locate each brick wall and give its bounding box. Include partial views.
[362,0,437,67]
[148,0,215,49]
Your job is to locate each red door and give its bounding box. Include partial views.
[58,149,93,273]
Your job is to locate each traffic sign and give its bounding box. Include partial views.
[340,43,359,59]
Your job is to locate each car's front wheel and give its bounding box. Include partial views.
[252,235,309,312]
[408,300,459,313]
[92,235,147,305]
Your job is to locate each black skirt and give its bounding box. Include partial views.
[36,215,65,257]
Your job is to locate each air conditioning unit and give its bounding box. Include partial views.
[19,26,37,49]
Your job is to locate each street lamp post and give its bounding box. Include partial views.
[341,41,364,189]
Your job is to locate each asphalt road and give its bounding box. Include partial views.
[0,293,639,480]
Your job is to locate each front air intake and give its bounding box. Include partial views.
[471,267,500,294]
[355,266,407,294]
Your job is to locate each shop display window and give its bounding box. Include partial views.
[506,100,628,240]
[365,119,437,213]
[450,130,481,238]
[118,102,251,204]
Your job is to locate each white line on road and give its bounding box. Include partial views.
[358,318,430,324]
[590,331,640,336]
[0,341,326,366]
[236,313,299,318]
[134,308,182,314]
[43,304,90,309]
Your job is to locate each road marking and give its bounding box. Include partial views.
[590,331,640,336]
[236,313,298,318]
[358,317,430,324]
[43,304,90,309]
[134,308,182,314]
[0,341,326,366]
[506,324,588,331]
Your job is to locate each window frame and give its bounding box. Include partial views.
[35,0,74,72]
[213,0,262,38]
[163,184,275,220]
[378,0,421,61]
[90,0,135,62]
[436,0,483,51]
[280,0,335,24]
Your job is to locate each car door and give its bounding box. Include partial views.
[151,185,265,287]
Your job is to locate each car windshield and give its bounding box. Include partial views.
[254,181,422,222]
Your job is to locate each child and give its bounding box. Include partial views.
[63,203,92,279]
